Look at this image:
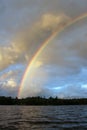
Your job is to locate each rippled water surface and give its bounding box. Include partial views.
[0,105,87,130]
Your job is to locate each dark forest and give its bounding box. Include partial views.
[0,96,87,105]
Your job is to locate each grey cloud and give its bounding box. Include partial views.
[0,0,87,71]
[37,17,87,76]
[19,17,87,98]
[56,85,87,98]
[0,13,70,70]
[0,0,87,36]
[19,83,87,98]
[1,0,87,98]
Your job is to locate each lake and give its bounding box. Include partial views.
[0,105,87,130]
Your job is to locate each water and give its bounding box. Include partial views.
[0,105,87,130]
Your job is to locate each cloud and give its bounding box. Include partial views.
[1,0,87,98]
[56,84,87,98]
[0,0,87,70]
[0,64,25,97]
[19,64,49,98]
[19,17,87,98]
[13,13,70,56]
[2,78,17,88]
[37,17,87,76]
[0,13,70,70]
[19,83,87,98]
[0,78,18,97]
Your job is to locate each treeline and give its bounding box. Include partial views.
[0,96,87,105]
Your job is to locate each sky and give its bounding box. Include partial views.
[0,0,87,98]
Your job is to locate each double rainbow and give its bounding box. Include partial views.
[18,13,87,98]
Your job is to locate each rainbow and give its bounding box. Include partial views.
[18,13,87,98]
